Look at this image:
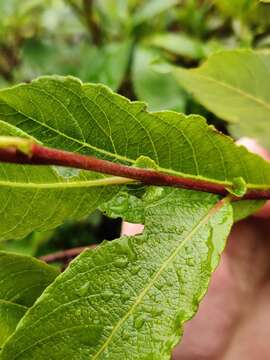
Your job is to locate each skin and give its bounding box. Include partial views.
[122,138,270,360]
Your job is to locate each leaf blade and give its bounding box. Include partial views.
[173,49,270,149]
[1,76,270,188]
[0,188,233,360]
[0,251,59,348]
[0,75,270,237]
[0,301,27,348]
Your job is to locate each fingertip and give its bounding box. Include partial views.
[237,137,270,219]
[237,137,270,162]
[121,222,144,236]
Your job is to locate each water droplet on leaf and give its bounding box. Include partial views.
[77,281,90,297]
[134,314,147,329]
[102,290,113,301]
[186,258,195,266]
[130,265,140,275]
[121,290,130,302]
[114,256,128,268]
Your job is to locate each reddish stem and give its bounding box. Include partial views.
[0,143,269,200]
[40,245,95,264]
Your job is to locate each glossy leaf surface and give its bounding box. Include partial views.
[0,188,233,359]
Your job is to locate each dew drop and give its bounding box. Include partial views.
[121,290,130,302]
[114,256,128,268]
[77,281,90,297]
[186,258,195,266]
[144,187,164,202]
[117,237,137,261]
[111,193,129,213]
[101,290,114,301]
[134,314,147,329]
[130,265,140,275]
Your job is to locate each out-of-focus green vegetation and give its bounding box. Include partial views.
[0,0,269,256]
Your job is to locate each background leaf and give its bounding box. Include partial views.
[174,49,270,150]
[148,33,210,60]
[133,0,179,26]
[0,251,59,347]
[132,46,186,112]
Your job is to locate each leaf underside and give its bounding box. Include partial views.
[0,75,269,239]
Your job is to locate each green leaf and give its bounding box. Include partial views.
[0,251,59,347]
[214,0,256,17]
[2,75,270,190]
[0,251,59,306]
[132,46,186,112]
[78,41,132,91]
[17,40,131,91]
[0,75,270,228]
[133,0,178,25]
[173,49,270,150]
[148,32,210,60]
[100,191,145,224]
[0,301,27,348]
[0,188,233,359]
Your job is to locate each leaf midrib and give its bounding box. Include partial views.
[92,197,228,359]
[0,299,27,310]
[2,89,270,190]
[0,177,135,189]
[1,172,270,192]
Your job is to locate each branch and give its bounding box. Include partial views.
[83,0,102,45]
[40,245,95,264]
[0,139,270,200]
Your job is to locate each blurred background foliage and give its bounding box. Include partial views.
[0,0,269,257]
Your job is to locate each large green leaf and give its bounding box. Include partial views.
[174,49,270,150]
[0,188,233,359]
[1,76,270,189]
[0,75,269,231]
[0,251,59,347]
